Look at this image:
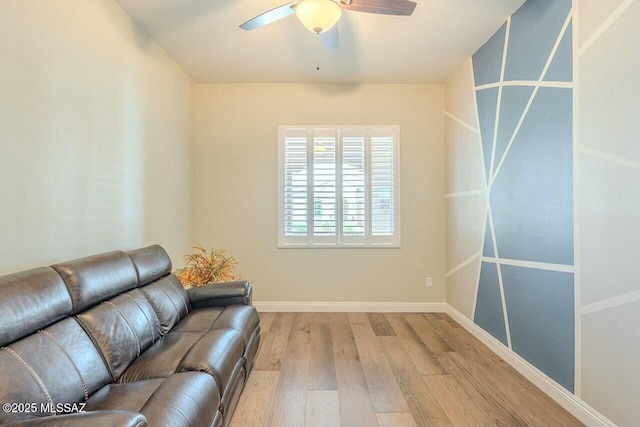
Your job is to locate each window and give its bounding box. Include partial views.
[278,126,400,247]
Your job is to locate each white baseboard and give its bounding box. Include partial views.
[253,301,446,313]
[445,305,616,427]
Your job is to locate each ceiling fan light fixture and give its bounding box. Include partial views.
[295,0,342,34]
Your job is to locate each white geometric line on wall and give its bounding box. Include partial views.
[539,8,574,85]
[476,81,574,90]
[489,17,511,178]
[487,204,512,348]
[470,194,490,321]
[481,256,575,273]
[579,146,640,171]
[469,55,489,321]
[579,0,636,56]
[470,61,489,191]
[446,251,482,277]
[444,189,486,199]
[489,86,539,187]
[581,289,640,316]
[444,111,479,134]
[490,9,574,187]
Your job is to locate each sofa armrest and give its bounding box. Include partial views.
[186,281,252,308]
[10,410,147,427]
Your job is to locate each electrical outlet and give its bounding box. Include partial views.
[425,277,432,287]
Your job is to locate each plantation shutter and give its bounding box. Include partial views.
[370,129,395,237]
[282,129,308,240]
[279,126,399,247]
[341,131,366,241]
[312,129,338,243]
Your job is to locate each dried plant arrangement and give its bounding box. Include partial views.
[175,245,243,288]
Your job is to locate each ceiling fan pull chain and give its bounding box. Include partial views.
[316,33,320,71]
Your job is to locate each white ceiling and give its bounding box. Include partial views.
[115,0,525,83]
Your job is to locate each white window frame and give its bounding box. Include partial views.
[278,125,401,248]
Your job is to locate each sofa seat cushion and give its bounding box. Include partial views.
[172,305,260,349]
[119,332,204,382]
[120,329,244,397]
[86,372,218,427]
[171,307,224,332]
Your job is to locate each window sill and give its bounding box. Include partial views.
[277,243,401,249]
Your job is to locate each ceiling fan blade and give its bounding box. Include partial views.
[320,26,339,50]
[239,2,298,30]
[340,0,416,16]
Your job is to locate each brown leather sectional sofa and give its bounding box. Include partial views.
[0,245,260,427]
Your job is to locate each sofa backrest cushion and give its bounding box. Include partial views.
[126,245,172,286]
[140,274,191,334]
[0,267,72,347]
[51,251,138,313]
[76,291,162,381]
[0,318,111,424]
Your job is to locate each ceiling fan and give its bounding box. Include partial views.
[239,0,417,50]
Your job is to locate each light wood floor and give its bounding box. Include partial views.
[230,312,583,427]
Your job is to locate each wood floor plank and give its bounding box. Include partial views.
[254,312,294,371]
[288,312,312,344]
[379,336,452,427]
[423,313,445,321]
[422,374,492,427]
[229,371,280,427]
[308,313,338,390]
[434,352,527,427]
[446,325,583,426]
[258,312,276,333]
[367,312,396,336]
[376,413,417,427]
[404,313,453,353]
[445,349,577,427]
[385,313,447,376]
[267,342,309,427]
[443,314,461,328]
[331,315,379,427]
[435,321,583,426]
[349,313,409,413]
[304,390,341,427]
[427,317,502,365]
[231,313,583,427]
[330,312,350,325]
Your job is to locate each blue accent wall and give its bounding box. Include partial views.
[491,87,574,265]
[504,0,572,81]
[502,265,575,391]
[471,0,575,392]
[476,88,499,179]
[475,262,508,345]
[472,23,507,86]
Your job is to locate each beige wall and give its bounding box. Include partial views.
[443,59,486,318]
[194,84,444,303]
[0,0,195,273]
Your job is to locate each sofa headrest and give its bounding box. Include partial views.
[126,245,172,286]
[0,267,73,346]
[51,251,138,313]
